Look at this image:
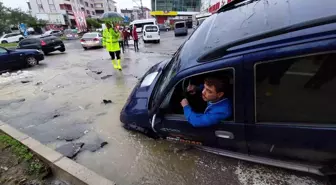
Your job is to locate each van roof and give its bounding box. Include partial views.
[176,0,336,72]
[131,18,156,24]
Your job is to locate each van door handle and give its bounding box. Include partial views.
[215,131,234,139]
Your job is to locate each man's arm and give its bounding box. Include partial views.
[183,104,231,127]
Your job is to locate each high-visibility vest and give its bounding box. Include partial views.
[103,28,111,46]
[103,28,120,52]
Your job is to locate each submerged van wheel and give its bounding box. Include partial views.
[122,124,159,139]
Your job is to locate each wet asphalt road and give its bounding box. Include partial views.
[0,30,329,185]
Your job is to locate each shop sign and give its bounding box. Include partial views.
[208,0,234,13]
[150,11,178,16]
[208,2,221,13]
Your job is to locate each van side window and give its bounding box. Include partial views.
[164,69,235,121]
[255,53,336,124]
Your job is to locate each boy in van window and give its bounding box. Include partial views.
[180,76,232,127]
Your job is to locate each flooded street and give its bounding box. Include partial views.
[0,31,328,185]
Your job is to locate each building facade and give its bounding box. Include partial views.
[150,0,201,25]
[151,0,201,12]
[93,0,117,16]
[28,0,117,29]
[200,0,233,13]
[121,7,152,22]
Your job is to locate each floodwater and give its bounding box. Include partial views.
[0,32,328,185]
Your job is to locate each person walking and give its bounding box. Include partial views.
[118,27,125,53]
[103,22,122,71]
[122,27,129,47]
[132,25,139,52]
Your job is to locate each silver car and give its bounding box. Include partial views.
[80,32,103,50]
[43,30,63,37]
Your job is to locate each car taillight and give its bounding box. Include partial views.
[144,32,146,36]
[40,40,46,46]
[93,38,99,41]
[80,39,85,42]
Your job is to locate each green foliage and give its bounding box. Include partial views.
[0,42,18,48]
[28,159,45,175]
[0,133,48,176]
[0,2,11,34]
[0,2,46,34]
[0,133,32,161]
[86,18,101,29]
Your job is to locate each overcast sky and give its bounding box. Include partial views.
[0,0,152,12]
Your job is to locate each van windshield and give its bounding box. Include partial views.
[175,23,185,28]
[151,45,183,108]
[145,26,158,32]
[175,0,336,63]
[134,22,154,31]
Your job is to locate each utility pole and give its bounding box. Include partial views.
[132,0,144,19]
[139,0,144,19]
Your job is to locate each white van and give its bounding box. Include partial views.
[143,25,160,43]
[130,18,157,33]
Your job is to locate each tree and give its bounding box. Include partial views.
[0,2,46,35]
[0,2,11,34]
[86,18,101,29]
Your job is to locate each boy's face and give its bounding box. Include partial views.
[202,83,224,102]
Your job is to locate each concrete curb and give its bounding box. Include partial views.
[0,121,115,185]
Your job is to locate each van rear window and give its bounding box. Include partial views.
[175,23,185,28]
[145,26,158,32]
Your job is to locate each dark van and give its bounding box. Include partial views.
[174,21,188,36]
[120,0,336,176]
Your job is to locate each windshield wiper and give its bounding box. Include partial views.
[218,0,258,13]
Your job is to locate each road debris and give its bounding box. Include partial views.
[1,166,9,171]
[102,99,112,104]
[53,114,60,118]
[96,112,107,116]
[93,70,102,74]
[101,75,113,80]
[21,80,31,84]
[0,98,25,106]
[55,143,84,159]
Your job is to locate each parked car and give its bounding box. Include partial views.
[158,24,170,32]
[174,21,188,36]
[0,33,24,43]
[0,46,44,72]
[63,29,79,40]
[143,25,160,43]
[120,0,336,177]
[43,30,63,37]
[18,36,65,55]
[80,32,103,50]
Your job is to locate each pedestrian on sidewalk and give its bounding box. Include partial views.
[132,25,139,52]
[103,22,122,71]
[118,27,125,53]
